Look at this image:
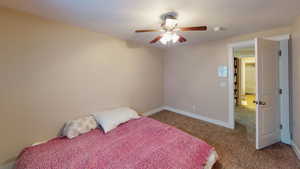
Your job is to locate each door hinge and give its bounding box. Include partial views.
[279,88,283,94]
[278,50,282,56]
[280,124,283,130]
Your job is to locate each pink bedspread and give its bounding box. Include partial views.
[15,117,214,169]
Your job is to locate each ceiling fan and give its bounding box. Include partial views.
[135,12,207,45]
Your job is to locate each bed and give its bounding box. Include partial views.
[15,117,218,169]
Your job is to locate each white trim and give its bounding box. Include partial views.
[228,40,256,130]
[264,34,291,41]
[0,162,15,169]
[164,106,233,129]
[238,54,255,58]
[255,38,260,149]
[278,39,292,144]
[228,46,235,129]
[228,40,255,49]
[291,141,300,160]
[143,106,165,116]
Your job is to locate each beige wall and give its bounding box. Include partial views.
[164,27,291,122]
[1,5,298,166]
[292,17,300,150]
[0,8,164,164]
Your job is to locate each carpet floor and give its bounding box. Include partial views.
[150,110,300,169]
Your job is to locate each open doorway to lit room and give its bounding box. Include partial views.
[233,45,256,144]
[229,35,292,149]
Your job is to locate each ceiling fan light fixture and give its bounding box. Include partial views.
[172,34,180,43]
[160,38,168,45]
[160,32,180,45]
[159,32,171,45]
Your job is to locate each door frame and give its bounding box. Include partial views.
[227,34,291,144]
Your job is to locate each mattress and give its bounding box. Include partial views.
[16,117,217,169]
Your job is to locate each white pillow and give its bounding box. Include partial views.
[91,107,140,133]
[62,115,98,139]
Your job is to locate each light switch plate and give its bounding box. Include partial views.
[218,66,228,78]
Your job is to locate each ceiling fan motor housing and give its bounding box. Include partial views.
[161,12,178,31]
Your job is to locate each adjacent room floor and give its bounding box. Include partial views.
[235,94,256,143]
[235,94,256,127]
[150,110,300,169]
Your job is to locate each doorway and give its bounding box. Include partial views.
[228,35,291,149]
[233,45,256,144]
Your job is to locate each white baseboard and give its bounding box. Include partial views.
[0,162,15,169]
[143,106,165,116]
[164,106,233,129]
[291,141,300,160]
[144,105,233,129]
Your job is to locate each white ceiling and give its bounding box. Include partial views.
[1,0,300,47]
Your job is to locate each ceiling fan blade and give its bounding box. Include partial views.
[178,35,187,43]
[150,36,162,44]
[135,29,160,33]
[179,26,207,31]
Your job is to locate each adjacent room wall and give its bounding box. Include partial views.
[234,48,256,97]
[244,63,256,94]
[0,8,164,165]
[164,27,291,123]
[292,16,300,154]
[241,58,256,95]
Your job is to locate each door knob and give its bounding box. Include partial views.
[253,100,266,105]
[259,101,266,105]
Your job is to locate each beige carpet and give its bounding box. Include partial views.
[235,105,256,127]
[150,110,300,169]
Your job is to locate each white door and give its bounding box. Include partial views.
[255,38,280,149]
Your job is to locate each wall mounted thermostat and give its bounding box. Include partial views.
[218,66,228,78]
